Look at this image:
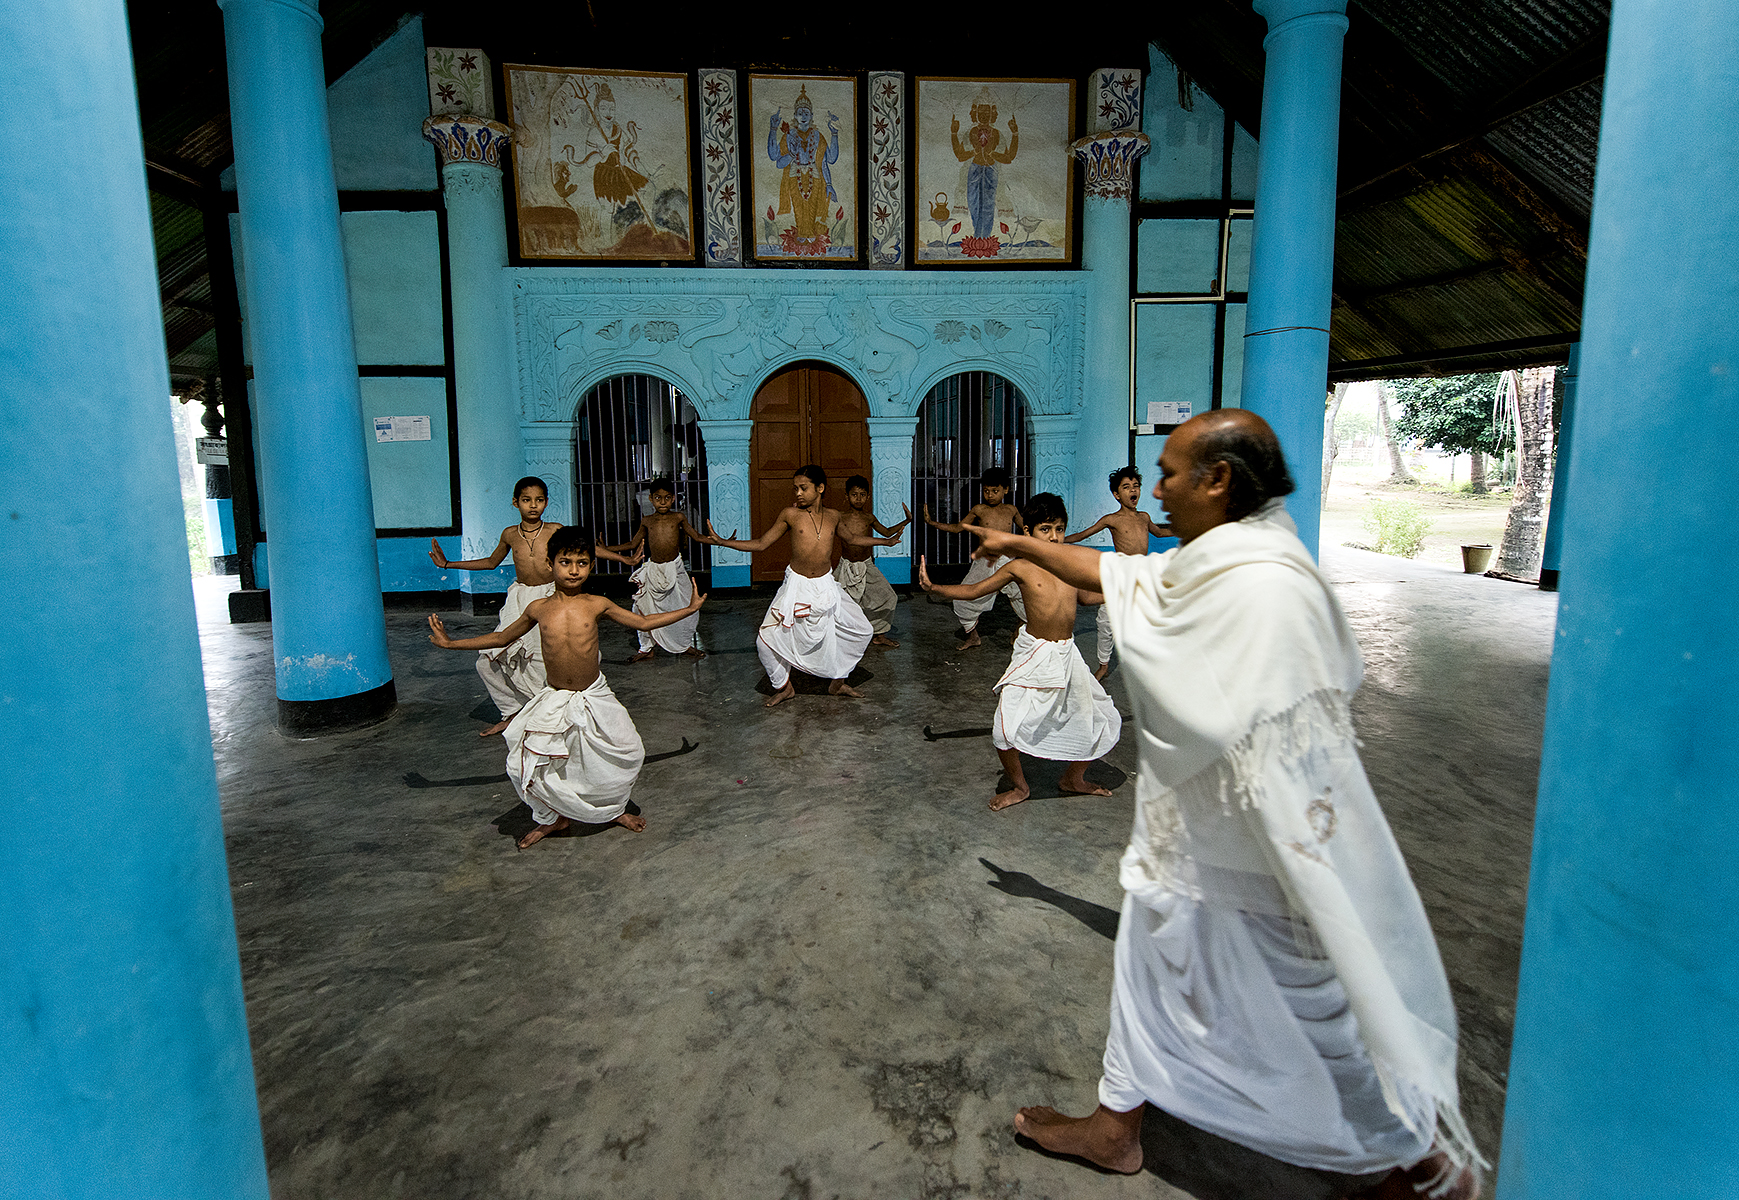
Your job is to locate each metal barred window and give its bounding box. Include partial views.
[911,372,1032,568]
[574,374,710,577]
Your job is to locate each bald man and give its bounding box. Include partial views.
[965,411,1482,1199]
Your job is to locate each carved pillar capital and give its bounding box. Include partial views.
[1070,131,1151,203]
[422,114,512,171]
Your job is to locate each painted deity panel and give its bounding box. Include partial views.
[504,66,693,260]
[748,75,858,261]
[915,77,1075,264]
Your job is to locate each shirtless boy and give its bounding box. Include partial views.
[603,478,708,663]
[836,475,913,648]
[429,477,639,735]
[428,526,705,848]
[1065,466,1173,680]
[919,492,1120,810]
[701,465,902,706]
[922,467,1027,648]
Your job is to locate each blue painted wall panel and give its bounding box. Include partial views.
[1226,218,1253,292]
[1134,304,1216,417]
[1136,219,1220,294]
[1221,302,1247,408]
[1231,124,1258,203]
[341,210,445,365]
[1139,44,1225,202]
[360,377,452,528]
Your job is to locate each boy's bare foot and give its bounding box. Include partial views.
[517,815,570,848]
[628,648,655,663]
[683,647,707,658]
[990,785,1031,811]
[765,681,797,707]
[960,629,982,649]
[1342,1150,1480,1200]
[828,680,864,698]
[1094,662,1111,681]
[871,634,900,648]
[613,812,647,833]
[1059,767,1113,798]
[480,717,512,737]
[1013,1105,1143,1175]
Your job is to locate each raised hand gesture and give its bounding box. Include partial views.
[427,614,453,647]
[917,554,935,592]
[428,538,449,569]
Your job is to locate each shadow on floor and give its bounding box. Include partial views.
[752,666,874,695]
[491,800,644,842]
[980,858,1120,941]
[994,757,1128,802]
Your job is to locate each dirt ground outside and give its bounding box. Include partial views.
[1322,456,1538,574]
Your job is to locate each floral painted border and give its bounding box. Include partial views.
[699,69,743,266]
[868,71,905,269]
[427,48,492,119]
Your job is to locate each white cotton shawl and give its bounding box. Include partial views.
[1099,499,1484,1175]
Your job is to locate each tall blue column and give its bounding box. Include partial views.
[221,0,394,733]
[1239,0,1349,556]
[423,115,522,611]
[1535,343,1578,592]
[1070,73,1148,541]
[0,3,269,1195]
[1496,4,1739,1197]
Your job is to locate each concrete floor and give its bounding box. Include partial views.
[195,546,1556,1199]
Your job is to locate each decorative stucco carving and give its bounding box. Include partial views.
[1070,131,1150,203]
[422,114,511,170]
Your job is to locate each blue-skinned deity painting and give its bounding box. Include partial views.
[751,75,857,260]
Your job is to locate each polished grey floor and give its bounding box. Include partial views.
[196,546,1556,1199]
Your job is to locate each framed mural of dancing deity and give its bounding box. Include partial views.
[503,65,694,260]
[914,77,1075,264]
[749,74,858,262]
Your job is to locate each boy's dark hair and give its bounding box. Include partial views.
[794,464,827,489]
[980,467,1012,490]
[844,474,870,493]
[1021,492,1068,528]
[646,477,675,496]
[1189,413,1297,521]
[513,476,548,499]
[546,525,594,563]
[1109,465,1142,493]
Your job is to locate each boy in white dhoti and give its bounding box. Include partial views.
[428,526,706,849]
[967,411,1482,1199]
[701,465,902,707]
[602,477,709,663]
[921,467,1026,648]
[1063,466,1173,681]
[834,474,912,648]
[919,493,1120,811]
[429,477,640,736]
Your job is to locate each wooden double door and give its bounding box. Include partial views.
[750,362,872,581]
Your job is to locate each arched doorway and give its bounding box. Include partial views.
[749,361,871,581]
[574,374,710,579]
[911,371,1033,572]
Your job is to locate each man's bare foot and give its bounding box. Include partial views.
[960,628,982,649]
[612,812,647,833]
[1094,662,1111,681]
[682,647,707,659]
[828,679,864,698]
[480,717,512,737]
[628,648,655,663]
[990,785,1031,811]
[517,815,570,848]
[765,681,797,707]
[1013,1105,1143,1174]
[871,634,900,648]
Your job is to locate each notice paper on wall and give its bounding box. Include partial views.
[1146,402,1192,426]
[374,415,432,443]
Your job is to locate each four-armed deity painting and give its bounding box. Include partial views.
[915,77,1074,264]
[749,75,858,261]
[504,66,693,260]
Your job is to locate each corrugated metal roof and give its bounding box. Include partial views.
[1354,0,1611,107]
[1483,79,1602,218]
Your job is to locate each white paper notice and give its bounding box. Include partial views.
[374,415,432,443]
[1146,402,1193,426]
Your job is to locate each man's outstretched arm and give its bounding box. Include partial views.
[965,526,1104,591]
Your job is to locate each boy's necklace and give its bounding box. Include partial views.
[517,521,543,551]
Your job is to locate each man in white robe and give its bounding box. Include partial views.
[969,410,1483,1198]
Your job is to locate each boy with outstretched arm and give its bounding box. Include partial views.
[699,464,901,707]
[922,466,1027,648]
[919,492,1121,811]
[835,474,913,648]
[429,477,640,735]
[428,526,705,849]
[602,477,709,663]
[1065,466,1174,680]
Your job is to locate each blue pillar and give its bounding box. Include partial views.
[1239,0,1349,556]
[0,2,269,1194]
[1496,4,1739,1197]
[221,0,394,733]
[1535,343,1578,592]
[423,116,522,608]
[697,419,754,588]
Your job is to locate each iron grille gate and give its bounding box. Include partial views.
[574,374,710,578]
[911,372,1033,568]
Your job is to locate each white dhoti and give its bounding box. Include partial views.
[756,568,873,688]
[504,677,645,826]
[631,557,698,653]
[1095,603,1114,667]
[953,554,1027,630]
[992,629,1121,761]
[833,556,897,635]
[477,580,555,719]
